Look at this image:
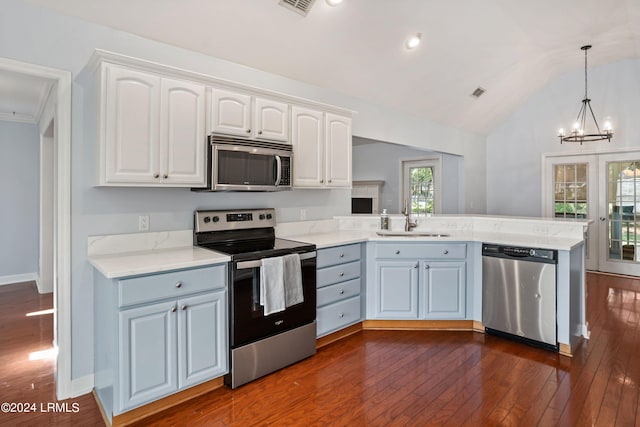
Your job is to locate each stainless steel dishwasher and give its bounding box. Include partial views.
[482,243,558,351]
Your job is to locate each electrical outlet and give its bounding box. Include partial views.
[300,209,307,220]
[138,215,149,231]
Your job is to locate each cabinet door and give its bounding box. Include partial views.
[104,65,160,183]
[421,261,466,319]
[178,291,228,389]
[211,88,251,137]
[374,261,419,319]
[254,97,289,142]
[325,113,352,188]
[160,78,206,186]
[291,106,324,187]
[118,301,177,412]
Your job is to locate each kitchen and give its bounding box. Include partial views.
[1,0,639,425]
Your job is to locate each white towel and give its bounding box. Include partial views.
[283,253,303,307]
[260,256,285,316]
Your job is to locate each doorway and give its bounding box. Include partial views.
[0,57,72,399]
[544,150,640,276]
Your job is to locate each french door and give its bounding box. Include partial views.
[545,151,640,276]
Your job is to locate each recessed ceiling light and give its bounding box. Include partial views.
[406,33,422,50]
[326,0,343,6]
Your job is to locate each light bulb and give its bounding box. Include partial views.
[603,120,613,132]
[326,0,343,6]
[558,128,565,137]
[406,33,422,49]
[572,121,580,130]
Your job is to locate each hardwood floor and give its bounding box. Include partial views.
[1,273,639,426]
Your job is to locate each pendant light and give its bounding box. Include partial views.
[557,45,613,144]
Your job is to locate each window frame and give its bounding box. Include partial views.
[401,157,442,216]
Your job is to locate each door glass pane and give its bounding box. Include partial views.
[409,166,434,216]
[553,163,588,219]
[607,160,640,262]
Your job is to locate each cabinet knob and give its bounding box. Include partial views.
[443,250,449,255]
[339,253,345,258]
[171,306,177,313]
[339,272,344,277]
[153,173,160,179]
[414,264,418,269]
[425,264,430,269]
[163,174,168,179]
[339,290,345,295]
[181,304,187,310]
[339,313,345,318]
[320,179,324,183]
[329,179,332,183]
[395,250,400,255]
[175,281,182,288]
[258,130,263,135]
[246,129,251,133]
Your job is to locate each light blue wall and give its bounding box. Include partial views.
[486,58,640,216]
[352,139,462,214]
[0,121,39,277]
[2,0,485,381]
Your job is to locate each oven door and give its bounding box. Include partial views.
[212,144,292,191]
[230,252,316,348]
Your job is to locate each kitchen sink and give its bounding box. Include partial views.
[376,231,451,237]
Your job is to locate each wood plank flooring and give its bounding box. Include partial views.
[1,273,639,426]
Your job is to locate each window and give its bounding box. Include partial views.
[553,163,588,219]
[402,158,441,216]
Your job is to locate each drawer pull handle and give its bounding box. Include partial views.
[181,304,187,310]
[339,290,345,294]
[171,306,177,313]
[175,281,182,288]
[339,253,345,258]
[443,250,449,255]
[339,313,345,318]
[395,250,400,255]
[339,272,344,277]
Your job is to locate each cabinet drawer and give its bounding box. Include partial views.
[317,244,361,268]
[317,296,361,337]
[317,278,361,307]
[317,261,360,288]
[118,264,226,307]
[375,243,466,259]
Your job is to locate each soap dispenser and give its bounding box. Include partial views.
[380,209,389,230]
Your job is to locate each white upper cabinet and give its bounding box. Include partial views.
[291,106,324,187]
[325,113,352,188]
[211,89,289,142]
[291,107,352,188]
[104,66,160,184]
[99,64,206,187]
[160,78,206,185]
[254,97,289,142]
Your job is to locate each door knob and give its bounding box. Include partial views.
[600,217,606,221]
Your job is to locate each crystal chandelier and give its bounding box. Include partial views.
[558,45,613,144]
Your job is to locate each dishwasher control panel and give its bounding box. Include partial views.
[482,244,557,263]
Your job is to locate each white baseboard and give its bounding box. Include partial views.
[0,272,38,286]
[70,374,94,398]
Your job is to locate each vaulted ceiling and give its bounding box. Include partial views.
[12,0,640,134]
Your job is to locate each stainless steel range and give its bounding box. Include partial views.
[193,208,317,388]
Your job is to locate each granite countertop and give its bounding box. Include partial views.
[89,246,230,279]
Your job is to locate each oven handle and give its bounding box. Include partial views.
[235,251,316,270]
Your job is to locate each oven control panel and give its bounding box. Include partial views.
[194,208,276,232]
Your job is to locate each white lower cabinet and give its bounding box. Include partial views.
[94,264,228,422]
[368,243,467,320]
[316,243,363,337]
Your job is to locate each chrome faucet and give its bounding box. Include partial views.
[403,199,418,232]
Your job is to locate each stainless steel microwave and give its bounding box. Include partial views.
[195,135,293,192]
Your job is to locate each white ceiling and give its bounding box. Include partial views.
[9,0,640,134]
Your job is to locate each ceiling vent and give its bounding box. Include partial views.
[279,0,317,16]
[471,87,486,98]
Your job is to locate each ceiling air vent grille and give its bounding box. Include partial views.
[471,87,486,98]
[279,0,317,16]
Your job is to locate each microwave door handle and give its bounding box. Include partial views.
[274,155,282,186]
